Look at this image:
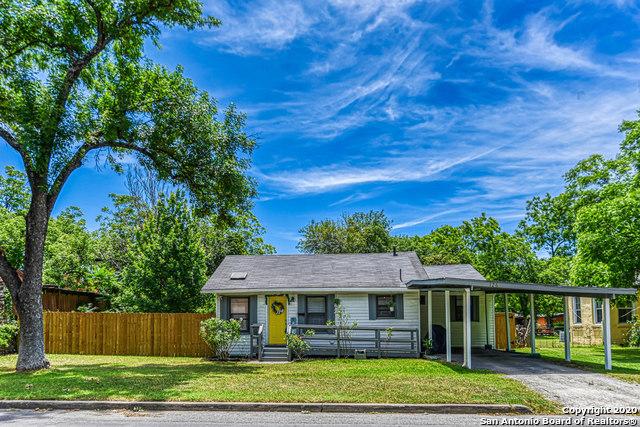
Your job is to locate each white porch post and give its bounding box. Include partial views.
[445,290,451,362]
[464,288,472,369]
[427,290,433,341]
[504,293,511,352]
[529,293,537,355]
[563,296,571,362]
[603,297,612,370]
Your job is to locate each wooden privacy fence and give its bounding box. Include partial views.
[44,311,213,357]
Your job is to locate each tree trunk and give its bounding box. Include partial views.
[0,281,5,322]
[15,192,50,371]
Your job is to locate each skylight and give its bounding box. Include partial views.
[230,272,248,280]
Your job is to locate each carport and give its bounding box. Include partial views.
[407,278,637,370]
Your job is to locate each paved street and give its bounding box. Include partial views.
[1,410,638,426]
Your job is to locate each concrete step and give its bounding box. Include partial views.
[261,347,289,361]
[262,355,288,360]
[263,347,288,353]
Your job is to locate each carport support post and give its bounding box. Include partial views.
[529,293,537,356]
[603,297,612,370]
[427,290,433,341]
[563,296,571,362]
[463,288,472,369]
[445,290,451,362]
[504,293,511,352]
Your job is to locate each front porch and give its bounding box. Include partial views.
[250,323,421,361]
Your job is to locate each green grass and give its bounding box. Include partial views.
[516,336,640,384]
[0,354,557,413]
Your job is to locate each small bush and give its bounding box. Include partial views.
[0,322,18,354]
[422,337,433,355]
[200,318,241,361]
[286,333,311,361]
[625,317,640,347]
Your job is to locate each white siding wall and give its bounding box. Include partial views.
[334,291,420,329]
[300,291,420,352]
[222,290,496,356]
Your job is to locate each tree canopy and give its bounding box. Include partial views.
[0,0,258,370]
[297,210,391,254]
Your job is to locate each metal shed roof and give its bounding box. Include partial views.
[407,277,638,298]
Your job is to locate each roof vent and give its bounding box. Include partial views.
[230,272,248,280]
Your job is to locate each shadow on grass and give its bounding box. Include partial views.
[0,361,262,401]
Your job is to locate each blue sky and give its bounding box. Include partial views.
[2,0,640,253]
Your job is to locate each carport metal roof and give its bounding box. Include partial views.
[406,278,638,298]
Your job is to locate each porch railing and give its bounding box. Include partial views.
[289,324,420,358]
[249,323,264,361]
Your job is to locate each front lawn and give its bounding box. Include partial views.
[517,336,640,384]
[0,354,557,413]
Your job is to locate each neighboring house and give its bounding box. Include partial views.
[1,272,107,314]
[202,251,636,369]
[39,285,108,312]
[536,313,564,335]
[567,294,639,345]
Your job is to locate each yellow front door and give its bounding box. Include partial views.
[268,295,287,345]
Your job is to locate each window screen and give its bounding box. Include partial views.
[593,299,603,324]
[376,295,396,319]
[230,297,249,332]
[573,297,582,324]
[306,296,327,325]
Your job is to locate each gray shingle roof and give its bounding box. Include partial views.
[202,252,428,292]
[423,264,485,280]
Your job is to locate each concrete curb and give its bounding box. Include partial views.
[0,400,532,414]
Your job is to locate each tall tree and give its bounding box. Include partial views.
[116,191,207,313]
[0,1,255,370]
[96,168,274,285]
[298,210,391,254]
[0,166,29,213]
[565,114,640,291]
[392,225,473,265]
[518,193,575,257]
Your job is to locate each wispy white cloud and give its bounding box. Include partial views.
[393,208,466,230]
[202,0,316,54]
[194,1,640,244]
[329,190,381,207]
[462,2,637,79]
[256,145,501,194]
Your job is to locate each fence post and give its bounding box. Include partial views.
[250,325,255,359]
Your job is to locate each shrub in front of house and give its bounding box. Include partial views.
[0,321,18,354]
[286,332,312,361]
[200,318,241,361]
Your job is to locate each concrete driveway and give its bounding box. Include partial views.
[460,351,640,408]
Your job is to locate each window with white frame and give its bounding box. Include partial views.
[593,299,603,324]
[572,297,582,324]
